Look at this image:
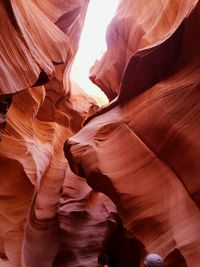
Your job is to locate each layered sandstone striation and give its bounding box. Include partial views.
[90,0,199,100]
[1,0,200,266]
[0,1,117,266]
[65,0,200,266]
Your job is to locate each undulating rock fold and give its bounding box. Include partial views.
[1,0,200,266]
[65,1,200,266]
[90,0,199,100]
[56,168,118,267]
[0,0,111,266]
[0,0,68,95]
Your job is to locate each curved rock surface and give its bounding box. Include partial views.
[22,168,117,267]
[0,0,68,95]
[90,0,198,100]
[65,1,200,266]
[1,0,200,266]
[0,1,112,266]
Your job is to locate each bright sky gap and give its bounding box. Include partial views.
[70,0,119,106]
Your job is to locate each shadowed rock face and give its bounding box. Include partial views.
[0,97,12,139]
[1,0,200,266]
[65,1,200,266]
[0,1,115,266]
[90,0,199,100]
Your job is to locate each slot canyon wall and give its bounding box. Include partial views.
[0,0,200,267]
[65,0,200,266]
[0,1,117,266]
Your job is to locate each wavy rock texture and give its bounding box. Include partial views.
[0,0,67,95]
[0,1,116,266]
[65,1,200,266]
[1,0,200,266]
[22,168,118,267]
[90,0,198,100]
[57,168,117,267]
[56,169,142,267]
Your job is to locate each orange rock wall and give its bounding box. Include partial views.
[1,0,200,266]
[90,0,198,100]
[65,1,200,266]
[0,1,115,266]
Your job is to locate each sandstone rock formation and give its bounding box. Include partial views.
[90,0,199,100]
[1,0,200,266]
[65,0,200,266]
[0,97,12,140]
[0,1,117,266]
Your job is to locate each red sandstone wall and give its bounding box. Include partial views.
[0,1,116,266]
[65,1,200,266]
[1,0,200,266]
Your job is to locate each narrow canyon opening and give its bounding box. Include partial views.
[70,0,119,106]
[0,0,200,266]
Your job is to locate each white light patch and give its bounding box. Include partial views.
[70,0,119,106]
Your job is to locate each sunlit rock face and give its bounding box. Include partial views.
[0,1,116,266]
[0,0,67,95]
[1,0,200,266]
[90,0,199,100]
[65,1,200,266]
